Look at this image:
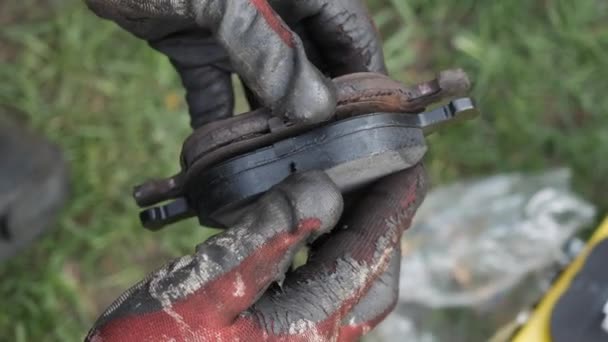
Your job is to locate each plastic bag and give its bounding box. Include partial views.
[368,169,595,342]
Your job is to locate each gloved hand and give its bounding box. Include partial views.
[85,1,429,341]
[85,0,386,127]
[87,167,426,341]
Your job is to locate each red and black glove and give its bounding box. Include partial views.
[85,1,429,341]
[86,168,426,341]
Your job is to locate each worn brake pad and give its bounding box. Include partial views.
[133,70,478,229]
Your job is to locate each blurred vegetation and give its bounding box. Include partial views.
[0,0,607,340]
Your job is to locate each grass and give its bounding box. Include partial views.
[0,0,607,340]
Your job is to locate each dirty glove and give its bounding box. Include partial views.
[85,1,428,341]
[86,166,427,341]
[86,0,386,127]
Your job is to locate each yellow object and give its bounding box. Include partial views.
[511,217,608,342]
[164,92,183,111]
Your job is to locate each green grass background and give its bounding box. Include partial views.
[1,0,607,340]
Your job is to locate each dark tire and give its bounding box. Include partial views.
[0,112,69,261]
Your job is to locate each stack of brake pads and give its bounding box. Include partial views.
[132,70,479,229]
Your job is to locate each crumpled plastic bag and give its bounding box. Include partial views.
[368,169,595,342]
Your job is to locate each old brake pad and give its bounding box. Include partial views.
[133,70,479,229]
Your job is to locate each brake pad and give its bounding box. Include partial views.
[133,71,479,229]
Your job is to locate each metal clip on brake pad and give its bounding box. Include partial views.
[133,70,480,230]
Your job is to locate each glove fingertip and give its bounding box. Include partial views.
[277,69,337,124]
[277,171,344,233]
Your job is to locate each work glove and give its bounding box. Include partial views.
[87,167,426,341]
[85,0,429,340]
[86,0,386,127]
